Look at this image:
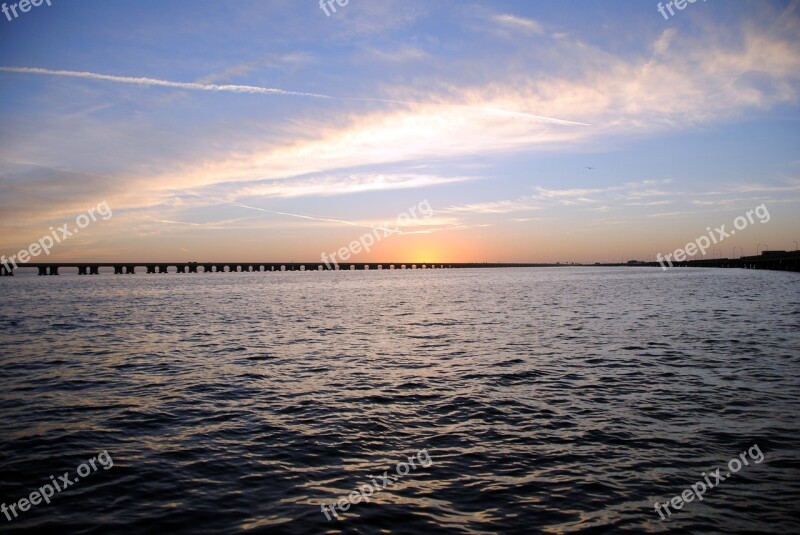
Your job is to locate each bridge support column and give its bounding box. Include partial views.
[175,265,187,273]
[1,265,13,276]
[49,266,59,275]
[158,265,168,274]
[188,264,198,273]
[78,266,87,275]
[90,266,100,275]
[125,265,135,274]
[114,265,124,274]
[146,265,157,274]
[38,266,47,276]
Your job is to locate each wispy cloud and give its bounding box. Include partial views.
[197,53,316,84]
[727,178,800,193]
[493,14,544,34]
[443,180,678,215]
[150,217,255,229]
[232,173,473,199]
[443,197,545,215]
[367,46,430,62]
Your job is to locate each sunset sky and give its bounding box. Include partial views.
[1,0,799,264]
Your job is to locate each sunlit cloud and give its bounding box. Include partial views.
[232,173,473,199]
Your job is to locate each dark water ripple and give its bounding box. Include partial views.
[1,267,799,534]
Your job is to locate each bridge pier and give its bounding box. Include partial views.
[175,265,187,273]
[1,265,13,276]
[158,265,168,274]
[36,266,59,275]
[125,265,135,274]
[188,263,198,273]
[78,266,88,275]
[90,266,100,275]
[146,265,157,274]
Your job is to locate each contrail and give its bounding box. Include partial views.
[233,203,484,236]
[0,66,591,126]
[232,203,401,234]
[0,66,331,98]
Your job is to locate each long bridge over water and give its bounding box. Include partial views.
[0,261,565,276]
[1,251,798,276]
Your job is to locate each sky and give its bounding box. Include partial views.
[1,0,799,265]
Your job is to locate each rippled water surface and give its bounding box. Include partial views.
[1,267,799,534]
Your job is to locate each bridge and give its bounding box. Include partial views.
[1,251,797,276]
[0,261,566,276]
[644,250,800,272]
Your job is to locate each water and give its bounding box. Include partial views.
[1,267,799,534]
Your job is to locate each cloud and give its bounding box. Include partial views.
[197,53,316,84]
[492,14,544,34]
[727,178,800,193]
[534,186,614,199]
[443,197,546,215]
[367,46,430,62]
[150,217,256,229]
[653,28,678,56]
[442,180,678,215]
[231,173,473,199]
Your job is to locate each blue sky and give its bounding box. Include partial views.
[1,0,799,263]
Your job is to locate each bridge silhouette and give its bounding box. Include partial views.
[1,251,797,276]
[0,261,563,276]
